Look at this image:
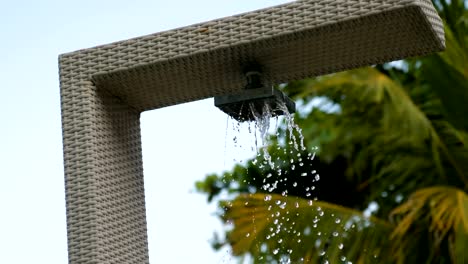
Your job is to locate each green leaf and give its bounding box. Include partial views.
[421,20,468,131]
[223,193,396,263]
[450,221,468,264]
[391,186,468,263]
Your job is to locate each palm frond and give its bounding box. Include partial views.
[421,41,468,132]
[287,67,468,197]
[222,193,397,263]
[391,186,468,263]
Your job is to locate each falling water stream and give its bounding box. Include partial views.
[221,100,338,264]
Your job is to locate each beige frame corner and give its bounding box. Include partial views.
[58,0,444,263]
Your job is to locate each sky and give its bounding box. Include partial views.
[0,0,293,263]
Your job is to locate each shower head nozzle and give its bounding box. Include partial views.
[215,67,295,121]
[214,86,295,122]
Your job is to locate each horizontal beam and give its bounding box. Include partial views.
[59,0,444,112]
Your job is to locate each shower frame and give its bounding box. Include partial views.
[58,1,444,263]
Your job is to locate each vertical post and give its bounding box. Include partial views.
[60,79,149,263]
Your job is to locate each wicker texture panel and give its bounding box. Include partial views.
[59,0,444,263]
[60,80,149,263]
[59,0,444,112]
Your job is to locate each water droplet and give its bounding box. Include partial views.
[293,182,297,187]
[319,251,326,256]
[264,195,272,201]
[333,231,339,237]
[315,174,320,181]
[246,233,250,237]
[273,248,279,255]
[335,218,341,224]
[301,172,307,177]
[338,243,344,250]
[310,152,316,160]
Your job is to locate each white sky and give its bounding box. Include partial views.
[0,0,292,263]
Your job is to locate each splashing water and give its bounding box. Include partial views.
[220,98,334,263]
[250,102,275,169]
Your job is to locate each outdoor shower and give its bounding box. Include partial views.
[58,0,445,262]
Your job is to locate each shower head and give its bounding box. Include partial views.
[214,70,295,122]
[214,87,296,122]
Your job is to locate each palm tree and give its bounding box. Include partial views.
[195,1,468,263]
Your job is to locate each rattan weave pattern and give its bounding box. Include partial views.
[60,81,149,264]
[59,0,444,263]
[60,0,444,113]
